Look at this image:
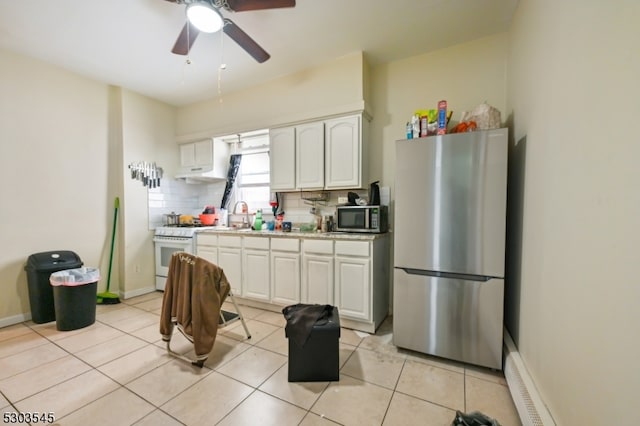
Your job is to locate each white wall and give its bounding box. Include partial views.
[506,0,640,423]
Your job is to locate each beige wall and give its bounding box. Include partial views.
[175,51,368,140]
[0,50,174,323]
[0,50,112,323]
[120,90,177,297]
[506,0,640,423]
[369,33,509,203]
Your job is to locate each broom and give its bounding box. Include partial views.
[97,197,121,304]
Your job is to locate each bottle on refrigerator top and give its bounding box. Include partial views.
[411,114,420,139]
[437,100,447,135]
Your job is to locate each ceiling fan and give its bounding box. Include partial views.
[164,0,296,63]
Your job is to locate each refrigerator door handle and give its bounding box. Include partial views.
[396,267,494,282]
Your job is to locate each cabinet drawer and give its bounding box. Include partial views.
[271,238,300,252]
[244,236,270,250]
[303,239,334,255]
[218,235,242,248]
[196,233,217,246]
[335,240,369,257]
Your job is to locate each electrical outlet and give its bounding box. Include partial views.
[338,196,348,204]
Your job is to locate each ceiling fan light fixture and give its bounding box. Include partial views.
[186,2,224,33]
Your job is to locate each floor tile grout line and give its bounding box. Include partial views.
[4,293,516,424]
[392,388,462,414]
[212,386,259,425]
[0,333,99,404]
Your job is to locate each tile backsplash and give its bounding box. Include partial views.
[148,181,386,229]
[148,179,226,229]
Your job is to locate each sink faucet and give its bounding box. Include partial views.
[233,201,250,228]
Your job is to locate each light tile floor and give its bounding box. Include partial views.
[0,292,521,425]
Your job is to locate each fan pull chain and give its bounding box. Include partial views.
[186,21,193,66]
[218,30,225,103]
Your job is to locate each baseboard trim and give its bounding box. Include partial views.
[0,312,31,328]
[122,286,157,300]
[503,328,556,426]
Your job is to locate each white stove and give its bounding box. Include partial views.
[153,225,216,290]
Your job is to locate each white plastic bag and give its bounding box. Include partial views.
[460,102,502,130]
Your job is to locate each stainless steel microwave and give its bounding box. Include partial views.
[335,205,388,233]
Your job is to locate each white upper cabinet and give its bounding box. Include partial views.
[269,113,368,191]
[177,138,229,181]
[269,127,296,191]
[180,139,212,169]
[325,115,363,189]
[295,122,325,190]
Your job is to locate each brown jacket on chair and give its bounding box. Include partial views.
[160,252,231,360]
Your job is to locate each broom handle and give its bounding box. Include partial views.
[106,197,119,292]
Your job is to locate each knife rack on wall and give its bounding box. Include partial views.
[128,161,164,189]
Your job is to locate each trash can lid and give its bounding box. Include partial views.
[26,251,83,272]
[50,267,100,286]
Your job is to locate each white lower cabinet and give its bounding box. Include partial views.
[335,255,370,321]
[217,236,242,295]
[302,239,334,305]
[193,232,389,333]
[243,237,270,301]
[333,238,390,331]
[196,233,218,265]
[270,238,300,306]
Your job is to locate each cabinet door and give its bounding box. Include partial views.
[296,122,325,189]
[335,256,370,321]
[325,115,361,189]
[302,255,334,305]
[180,143,196,168]
[180,140,213,169]
[243,249,270,301]
[218,247,242,295]
[194,140,213,166]
[269,127,296,190]
[270,252,300,305]
[197,246,218,266]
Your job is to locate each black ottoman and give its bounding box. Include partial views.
[286,306,340,382]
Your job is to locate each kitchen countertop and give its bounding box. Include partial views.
[196,227,390,241]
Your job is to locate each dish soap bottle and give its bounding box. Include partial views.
[254,208,262,231]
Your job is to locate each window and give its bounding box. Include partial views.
[233,130,271,213]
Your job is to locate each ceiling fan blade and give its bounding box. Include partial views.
[225,0,295,12]
[223,19,270,63]
[171,22,200,55]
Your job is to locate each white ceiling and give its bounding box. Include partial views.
[0,0,518,106]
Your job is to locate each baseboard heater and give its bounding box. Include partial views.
[503,328,556,426]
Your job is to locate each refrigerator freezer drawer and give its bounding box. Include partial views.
[392,268,504,370]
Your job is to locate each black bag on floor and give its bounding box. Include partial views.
[451,410,502,426]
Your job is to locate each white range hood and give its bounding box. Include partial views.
[175,138,230,183]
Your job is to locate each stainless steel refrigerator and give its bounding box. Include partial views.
[393,128,508,370]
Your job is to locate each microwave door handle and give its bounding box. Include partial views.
[365,210,370,229]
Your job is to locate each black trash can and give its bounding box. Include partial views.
[50,267,100,331]
[283,304,340,382]
[25,251,83,324]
